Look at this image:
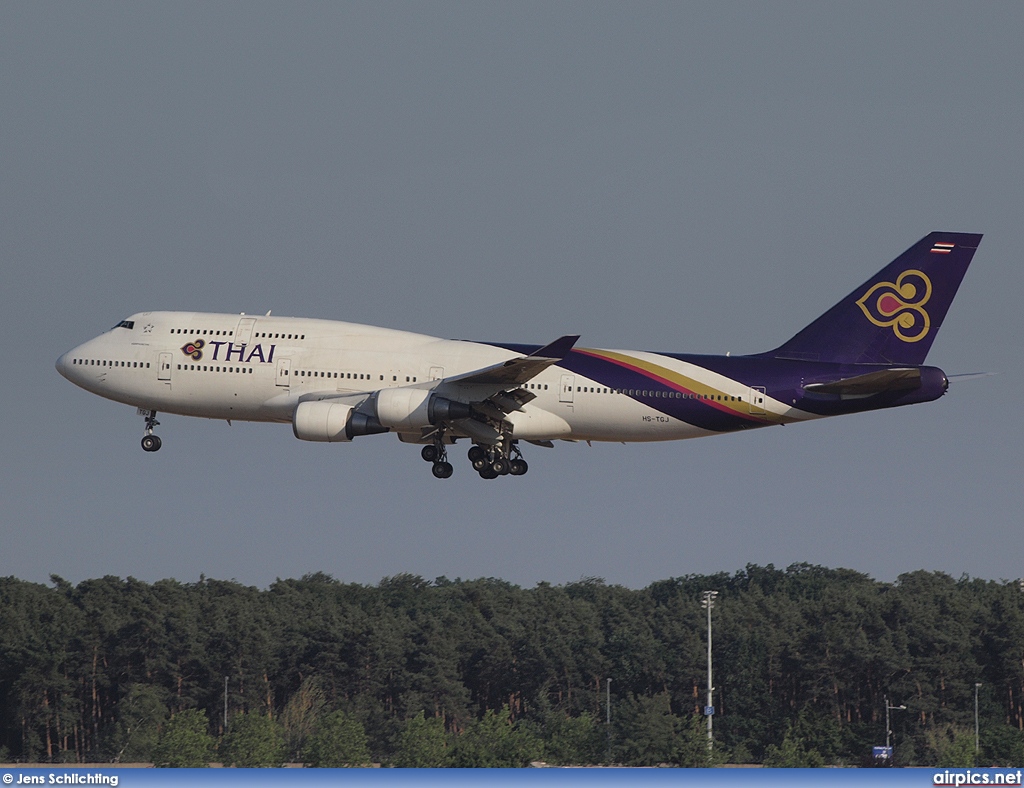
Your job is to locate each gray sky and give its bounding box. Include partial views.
[3,2,1022,589]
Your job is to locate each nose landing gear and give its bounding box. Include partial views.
[140,410,162,452]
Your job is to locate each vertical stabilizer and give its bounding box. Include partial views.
[767,232,982,365]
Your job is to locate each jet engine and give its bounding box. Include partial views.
[293,390,471,443]
[374,388,471,431]
[292,400,387,442]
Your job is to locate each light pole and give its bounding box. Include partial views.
[701,591,719,754]
[885,695,906,752]
[975,683,982,755]
[606,678,613,764]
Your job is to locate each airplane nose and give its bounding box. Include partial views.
[56,348,82,381]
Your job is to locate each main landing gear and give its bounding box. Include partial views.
[140,410,162,452]
[420,442,453,479]
[467,440,528,480]
[420,436,530,480]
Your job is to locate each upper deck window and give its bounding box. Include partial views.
[112,320,135,330]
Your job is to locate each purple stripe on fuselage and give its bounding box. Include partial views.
[476,342,768,433]
[473,341,946,426]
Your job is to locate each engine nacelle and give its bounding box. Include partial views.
[374,389,472,431]
[293,400,356,442]
[293,400,389,442]
[376,388,432,431]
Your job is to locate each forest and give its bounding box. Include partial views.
[1,564,1023,767]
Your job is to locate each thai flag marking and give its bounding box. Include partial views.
[931,242,955,254]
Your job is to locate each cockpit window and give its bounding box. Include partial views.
[112,320,135,330]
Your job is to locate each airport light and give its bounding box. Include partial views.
[885,695,906,751]
[701,591,719,754]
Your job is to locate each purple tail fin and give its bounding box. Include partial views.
[768,232,982,365]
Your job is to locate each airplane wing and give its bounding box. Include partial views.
[428,335,579,440]
[439,335,580,388]
[802,367,921,396]
[305,335,580,443]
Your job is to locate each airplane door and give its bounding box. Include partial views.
[560,374,575,403]
[749,386,766,415]
[235,317,257,346]
[276,358,291,387]
[158,352,172,381]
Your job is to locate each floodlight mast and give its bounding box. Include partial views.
[606,677,612,763]
[975,683,982,754]
[885,695,907,751]
[701,590,719,753]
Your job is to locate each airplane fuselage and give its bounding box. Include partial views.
[56,311,946,444]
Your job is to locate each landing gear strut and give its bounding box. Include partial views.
[422,434,453,479]
[141,410,162,452]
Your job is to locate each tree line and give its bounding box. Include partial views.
[0,564,1022,766]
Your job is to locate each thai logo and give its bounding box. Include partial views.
[181,338,205,360]
[856,269,932,343]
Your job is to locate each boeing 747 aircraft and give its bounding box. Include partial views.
[57,232,981,479]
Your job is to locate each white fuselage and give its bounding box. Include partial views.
[56,311,805,446]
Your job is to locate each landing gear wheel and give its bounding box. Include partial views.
[492,458,510,475]
[431,461,454,479]
[478,466,499,480]
[472,457,489,471]
[140,410,162,451]
[421,445,439,462]
[509,459,528,476]
[467,445,485,463]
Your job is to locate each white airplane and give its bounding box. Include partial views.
[57,232,980,479]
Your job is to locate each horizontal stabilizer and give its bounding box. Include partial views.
[803,368,921,396]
